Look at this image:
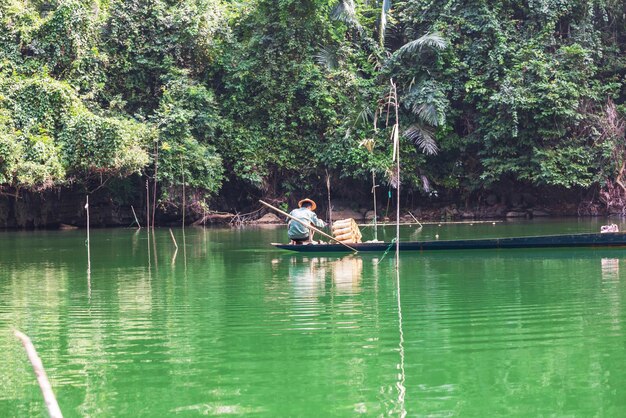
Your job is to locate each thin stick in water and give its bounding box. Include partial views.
[372,170,378,241]
[181,155,185,229]
[14,330,63,418]
[145,179,150,229]
[387,78,401,268]
[131,205,141,229]
[85,196,91,272]
[182,226,187,272]
[407,211,422,228]
[325,169,332,227]
[152,226,158,268]
[152,142,158,229]
[394,269,406,415]
[169,228,178,249]
[169,229,178,264]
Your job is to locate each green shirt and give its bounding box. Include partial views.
[288,207,326,239]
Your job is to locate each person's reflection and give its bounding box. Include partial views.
[331,256,363,294]
[278,255,364,297]
[601,258,619,281]
[288,256,327,299]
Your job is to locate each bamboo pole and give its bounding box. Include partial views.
[85,196,90,272]
[407,211,422,228]
[390,79,400,268]
[372,170,378,241]
[259,200,358,253]
[85,196,90,245]
[147,223,151,269]
[131,206,141,229]
[394,268,406,415]
[169,228,178,264]
[181,155,185,229]
[145,180,150,229]
[182,226,187,272]
[325,169,332,227]
[14,330,63,418]
[85,196,91,299]
[151,226,158,267]
[152,142,158,229]
[168,228,178,249]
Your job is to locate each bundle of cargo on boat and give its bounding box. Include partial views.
[331,218,362,244]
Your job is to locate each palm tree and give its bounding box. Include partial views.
[387,32,447,156]
[319,0,447,211]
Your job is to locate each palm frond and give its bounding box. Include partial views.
[315,45,340,70]
[411,102,439,126]
[396,32,447,57]
[404,124,439,155]
[331,0,360,27]
[403,80,448,127]
[353,107,374,128]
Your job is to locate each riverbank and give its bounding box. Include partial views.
[0,186,610,229]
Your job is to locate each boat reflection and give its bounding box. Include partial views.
[272,255,365,297]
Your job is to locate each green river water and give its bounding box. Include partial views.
[1,219,626,416]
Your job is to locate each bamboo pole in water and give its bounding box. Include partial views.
[152,226,158,267]
[407,211,422,228]
[389,79,401,268]
[169,228,178,249]
[152,142,158,229]
[85,196,90,244]
[85,196,91,299]
[169,228,178,264]
[325,169,332,227]
[145,180,150,229]
[131,205,141,229]
[181,155,185,229]
[182,226,187,272]
[394,268,406,415]
[14,330,63,418]
[372,170,378,241]
[85,196,90,272]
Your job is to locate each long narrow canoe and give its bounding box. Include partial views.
[271,232,626,253]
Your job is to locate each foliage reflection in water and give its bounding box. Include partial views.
[1,222,626,416]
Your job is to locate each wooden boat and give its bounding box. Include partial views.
[271,232,626,253]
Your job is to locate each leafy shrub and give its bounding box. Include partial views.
[60,110,151,177]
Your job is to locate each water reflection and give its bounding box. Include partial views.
[332,256,363,294]
[601,258,619,281]
[278,255,364,297]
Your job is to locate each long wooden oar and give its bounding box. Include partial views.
[14,330,63,418]
[259,200,358,253]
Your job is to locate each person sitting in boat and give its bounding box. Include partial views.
[288,198,326,244]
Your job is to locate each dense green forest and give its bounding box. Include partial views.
[1,0,625,220]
